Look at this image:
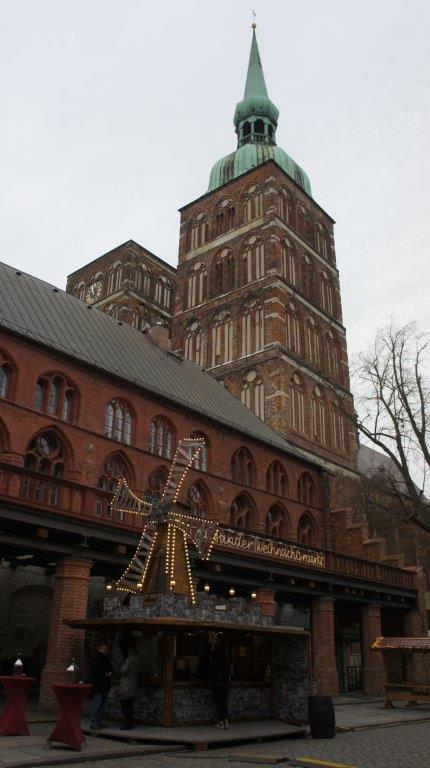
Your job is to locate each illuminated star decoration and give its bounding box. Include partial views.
[110,437,218,604]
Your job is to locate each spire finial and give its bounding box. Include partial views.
[251,10,257,29]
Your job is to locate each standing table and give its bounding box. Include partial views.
[47,683,91,751]
[0,676,36,736]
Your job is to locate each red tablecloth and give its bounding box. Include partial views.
[0,676,36,736]
[47,684,91,751]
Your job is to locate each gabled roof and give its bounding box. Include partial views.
[67,239,177,280]
[0,260,315,466]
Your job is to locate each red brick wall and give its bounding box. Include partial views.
[172,161,357,472]
[66,241,176,334]
[0,330,325,546]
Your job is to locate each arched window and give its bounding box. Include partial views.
[243,185,263,223]
[106,303,118,319]
[281,239,297,285]
[297,472,316,506]
[290,373,305,433]
[266,461,288,496]
[211,310,233,366]
[155,275,172,307]
[104,400,133,444]
[146,466,168,499]
[34,375,78,422]
[306,318,321,368]
[240,379,250,409]
[136,262,151,295]
[241,300,264,356]
[279,189,294,225]
[297,513,316,546]
[184,322,205,367]
[326,332,340,381]
[98,455,130,492]
[187,261,207,308]
[48,378,60,415]
[212,248,235,296]
[34,380,46,411]
[254,376,264,420]
[332,403,346,453]
[310,386,326,445]
[73,282,86,300]
[187,482,210,516]
[230,494,254,529]
[302,255,315,300]
[231,447,254,486]
[190,211,208,250]
[149,416,175,459]
[214,199,235,236]
[190,432,209,471]
[107,261,122,294]
[320,271,334,315]
[242,237,265,285]
[297,204,312,241]
[22,432,66,506]
[0,364,10,398]
[266,504,290,539]
[285,302,301,356]
[316,222,329,259]
[239,371,264,420]
[61,390,76,422]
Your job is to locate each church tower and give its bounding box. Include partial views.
[172,26,356,472]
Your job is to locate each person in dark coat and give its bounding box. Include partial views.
[117,645,140,730]
[207,648,230,729]
[90,644,113,729]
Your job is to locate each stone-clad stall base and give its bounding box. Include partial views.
[99,592,310,725]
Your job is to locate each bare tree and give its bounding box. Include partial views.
[352,321,430,525]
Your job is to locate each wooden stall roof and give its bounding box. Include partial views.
[66,616,309,637]
[372,636,430,651]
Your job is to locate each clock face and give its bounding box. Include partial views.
[85,281,102,304]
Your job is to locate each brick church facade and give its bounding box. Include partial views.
[0,26,427,711]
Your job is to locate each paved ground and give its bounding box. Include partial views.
[0,722,179,767]
[334,697,430,729]
[36,721,430,768]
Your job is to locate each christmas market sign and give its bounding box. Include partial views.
[205,527,326,568]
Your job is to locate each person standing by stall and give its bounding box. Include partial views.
[117,644,140,731]
[90,644,112,729]
[208,647,230,729]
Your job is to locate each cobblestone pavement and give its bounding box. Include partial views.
[45,721,430,768]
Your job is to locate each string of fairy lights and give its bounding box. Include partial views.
[107,437,218,602]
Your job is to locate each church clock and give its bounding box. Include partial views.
[85,281,102,304]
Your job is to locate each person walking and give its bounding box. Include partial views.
[117,644,140,731]
[90,644,112,729]
[207,647,230,729]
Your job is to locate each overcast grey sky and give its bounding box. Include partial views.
[1,0,429,357]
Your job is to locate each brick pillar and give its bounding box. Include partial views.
[39,558,93,711]
[361,604,384,695]
[311,597,339,696]
[256,589,277,618]
[403,609,425,684]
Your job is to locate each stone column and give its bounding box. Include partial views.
[403,609,425,684]
[39,558,93,711]
[361,604,384,695]
[311,597,339,696]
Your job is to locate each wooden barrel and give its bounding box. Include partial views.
[308,696,335,739]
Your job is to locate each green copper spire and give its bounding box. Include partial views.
[208,25,312,197]
[234,24,279,147]
[243,27,268,99]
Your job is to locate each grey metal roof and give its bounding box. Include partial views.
[0,260,315,466]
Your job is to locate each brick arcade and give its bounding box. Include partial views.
[0,26,427,719]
